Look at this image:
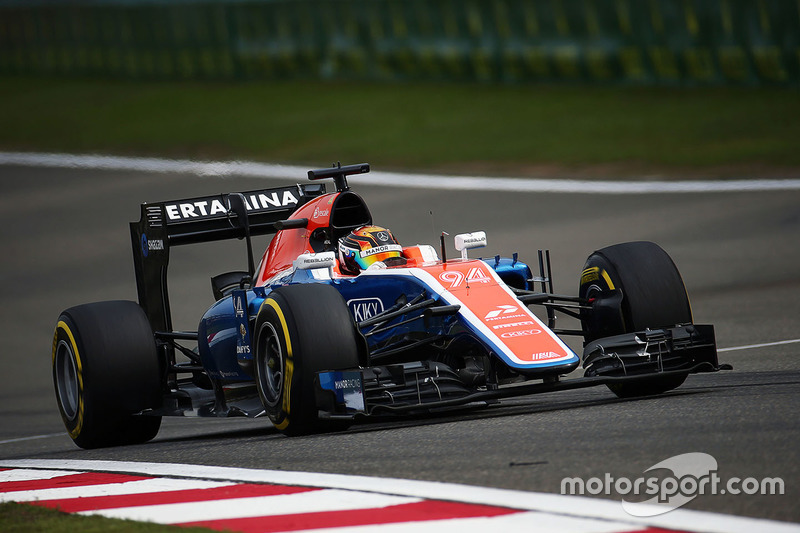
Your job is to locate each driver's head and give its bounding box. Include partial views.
[337,225,405,274]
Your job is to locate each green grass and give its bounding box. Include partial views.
[0,502,212,533]
[1,76,798,177]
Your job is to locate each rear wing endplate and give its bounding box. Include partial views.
[130,183,326,332]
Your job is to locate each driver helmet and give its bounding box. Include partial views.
[338,225,405,274]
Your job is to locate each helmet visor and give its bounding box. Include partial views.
[354,244,403,270]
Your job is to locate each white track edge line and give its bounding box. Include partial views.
[1,460,796,533]
[0,433,64,445]
[718,339,800,352]
[2,152,800,194]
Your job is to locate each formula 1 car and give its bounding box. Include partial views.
[52,163,728,448]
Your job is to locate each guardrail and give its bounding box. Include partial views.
[1,0,798,85]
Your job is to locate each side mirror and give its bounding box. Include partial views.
[454,231,487,260]
[294,252,336,270]
[294,252,336,278]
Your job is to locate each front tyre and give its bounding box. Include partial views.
[579,241,693,398]
[53,301,162,449]
[254,284,361,436]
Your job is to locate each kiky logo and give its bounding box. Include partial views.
[348,298,385,322]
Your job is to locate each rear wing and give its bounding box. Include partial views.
[130,183,326,333]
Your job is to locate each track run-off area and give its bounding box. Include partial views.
[1,460,797,533]
[2,151,800,194]
[1,153,799,529]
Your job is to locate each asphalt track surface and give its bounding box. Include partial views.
[1,161,799,524]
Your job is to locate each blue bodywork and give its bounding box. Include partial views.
[195,255,573,383]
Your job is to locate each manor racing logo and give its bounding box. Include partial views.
[361,244,403,258]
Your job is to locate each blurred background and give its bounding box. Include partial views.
[2,4,800,523]
[0,0,798,176]
[3,0,799,85]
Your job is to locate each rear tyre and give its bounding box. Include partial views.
[52,301,162,449]
[579,241,693,398]
[254,284,361,436]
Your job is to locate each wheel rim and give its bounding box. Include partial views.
[257,321,284,407]
[54,339,79,421]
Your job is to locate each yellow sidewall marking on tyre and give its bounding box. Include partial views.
[55,320,84,438]
[601,269,615,290]
[264,298,294,429]
[581,266,615,290]
[580,267,599,285]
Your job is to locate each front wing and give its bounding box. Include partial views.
[315,324,728,419]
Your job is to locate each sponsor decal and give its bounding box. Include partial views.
[334,378,362,390]
[294,252,336,270]
[140,234,164,258]
[164,189,299,221]
[318,370,365,412]
[234,295,245,318]
[530,351,562,360]
[376,231,390,242]
[299,256,333,265]
[492,320,536,330]
[501,329,542,338]
[486,314,527,322]
[348,298,385,322]
[484,305,519,319]
[233,290,251,357]
[312,206,329,219]
[360,244,403,258]
[454,231,487,251]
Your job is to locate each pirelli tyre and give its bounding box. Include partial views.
[254,284,361,436]
[52,300,162,449]
[579,241,693,398]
